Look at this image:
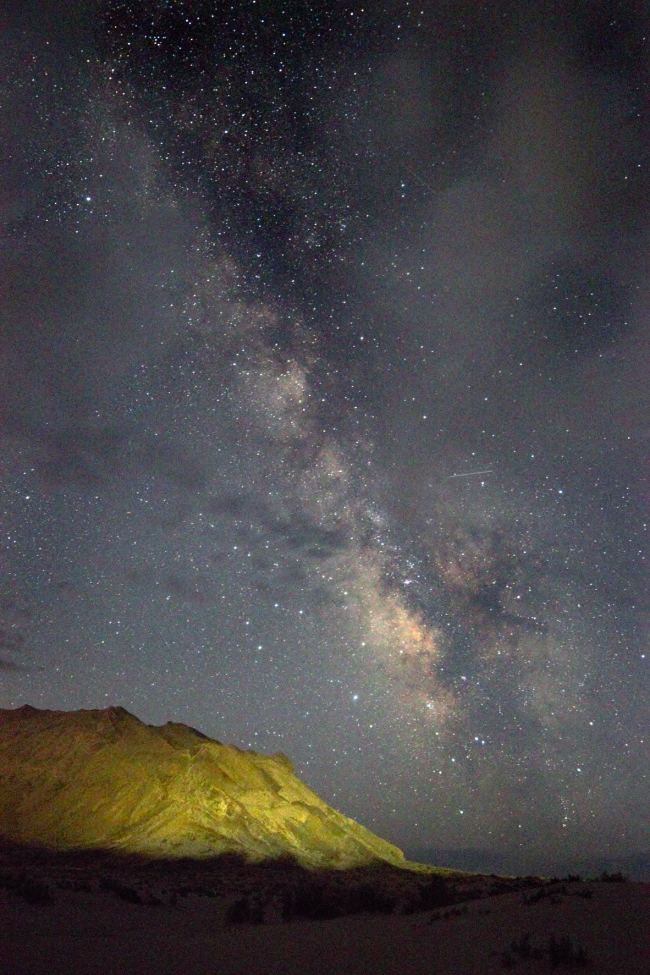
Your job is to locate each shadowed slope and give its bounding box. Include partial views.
[0,705,407,868]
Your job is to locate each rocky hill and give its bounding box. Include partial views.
[0,705,407,868]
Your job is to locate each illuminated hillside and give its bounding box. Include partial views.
[0,705,406,868]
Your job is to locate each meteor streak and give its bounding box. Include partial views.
[449,470,493,478]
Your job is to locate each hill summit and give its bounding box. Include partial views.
[0,705,406,868]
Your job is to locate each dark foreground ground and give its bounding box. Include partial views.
[0,847,648,974]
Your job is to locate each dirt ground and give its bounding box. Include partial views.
[1,877,649,974]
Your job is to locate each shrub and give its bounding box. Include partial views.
[497,932,590,968]
[100,877,142,904]
[510,932,532,959]
[547,934,591,967]
[416,874,451,910]
[225,895,264,924]
[15,879,55,905]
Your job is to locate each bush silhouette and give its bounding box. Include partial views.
[101,877,142,904]
[225,895,264,924]
[15,878,55,905]
[547,934,591,967]
[417,874,451,910]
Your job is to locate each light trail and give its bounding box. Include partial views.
[449,470,493,478]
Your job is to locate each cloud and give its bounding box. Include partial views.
[0,627,43,672]
[263,511,350,559]
[138,439,208,493]
[0,657,31,673]
[0,417,209,497]
[37,423,129,488]
[0,628,26,655]
[208,492,351,558]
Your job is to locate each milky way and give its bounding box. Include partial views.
[0,0,648,868]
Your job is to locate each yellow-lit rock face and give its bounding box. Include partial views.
[0,705,406,868]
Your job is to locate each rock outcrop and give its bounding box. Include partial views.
[0,705,406,868]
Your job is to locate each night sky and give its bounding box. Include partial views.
[1,0,648,870]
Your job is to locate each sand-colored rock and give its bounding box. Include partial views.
[0,705,406,867]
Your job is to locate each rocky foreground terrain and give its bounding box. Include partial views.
[0,847,647,975]
[1,706,647,973]
[0,705,407,866]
